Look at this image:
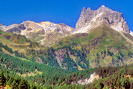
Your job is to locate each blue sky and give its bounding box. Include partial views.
[0,0,132,31]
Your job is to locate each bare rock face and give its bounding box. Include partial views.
[0,24,5,30]
[1,5,132,43]
[72,72,100,85]
[5,21,73,36]
[75,5,130,33]
[4,21,74,46]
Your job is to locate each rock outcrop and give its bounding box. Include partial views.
[75,5,130,33]
[4,21,73,46]
[130,31,133,36]
[0,24,5,30]
[72,72,100,85]
[1,5,133,46]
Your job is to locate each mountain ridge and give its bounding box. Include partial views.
[0,6,133,70]
[1,21,74,45]
[1,24,133,70]
[1,5,132,38]
[0,6,133,88]
[75,5,131,34]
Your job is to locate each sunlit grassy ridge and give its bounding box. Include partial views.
[52,25,133,68]
[0,30,45,58]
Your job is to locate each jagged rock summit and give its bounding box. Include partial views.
[1,5,133,45]
[75,5,131,34]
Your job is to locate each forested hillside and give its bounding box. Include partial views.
[1,24,133,71]
[1,63,133,89]
[0,21,133,89]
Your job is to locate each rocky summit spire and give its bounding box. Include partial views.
[101,5,105,7]
[76,5,130,33]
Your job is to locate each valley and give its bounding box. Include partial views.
[0,5,133,89]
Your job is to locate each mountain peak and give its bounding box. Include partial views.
[99,5,110,9]
[101,5,106,8]
[98,5,112,11]
[3,20,74,45]
[76,6,130,34]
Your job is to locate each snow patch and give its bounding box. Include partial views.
[130,31,133,36]
[111,22,123,32]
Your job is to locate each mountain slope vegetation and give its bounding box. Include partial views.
[49,25,133,68]
[0,5,133,89]
[0,24,133,71]
[0,25,133,89]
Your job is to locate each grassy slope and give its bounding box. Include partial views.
[0,30,64,70]
[0,24,133,70]
[0,30,45,58]
[52,25,133,68]
[0,51,73,85]
[0,25,133,88]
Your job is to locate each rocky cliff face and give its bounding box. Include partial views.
[4,21,73,46]
[130,31,133,36]
[5,21,73,34]
[75,5,130,34]
[0,24,5,30]
[2,5,133,43]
